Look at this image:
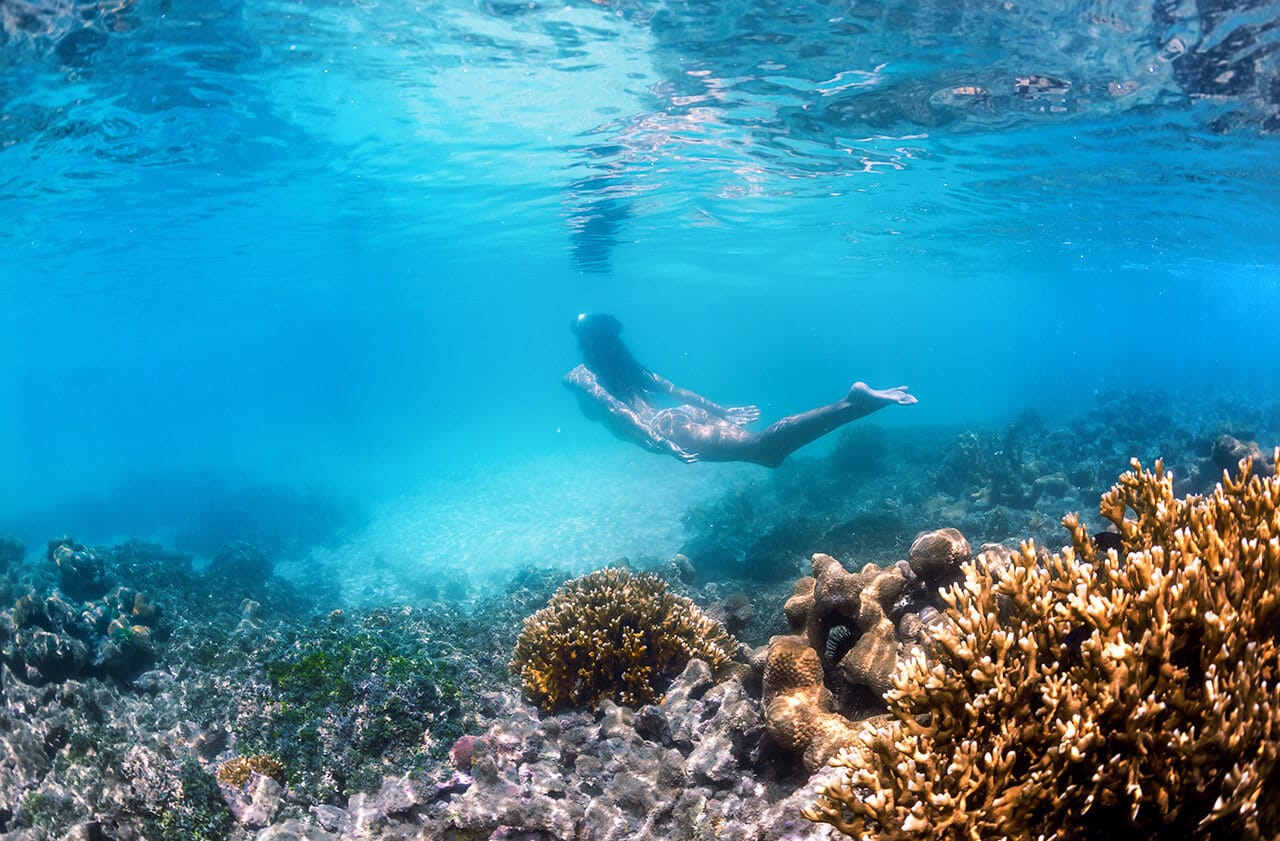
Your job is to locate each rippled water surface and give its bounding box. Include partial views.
[2,0,1278,573]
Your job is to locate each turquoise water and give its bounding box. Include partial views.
[3,0,1279,584]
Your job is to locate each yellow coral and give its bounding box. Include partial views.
[216,754,286,788]
[807,453,1280,840]
[510,568,736,711]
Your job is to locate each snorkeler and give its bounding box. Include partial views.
[565,313,917,467]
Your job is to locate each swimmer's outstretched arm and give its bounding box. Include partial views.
[646,372,760,425]
[564,367,698,462]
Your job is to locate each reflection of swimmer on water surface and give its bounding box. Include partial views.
[2,0,138,58]
[564,313,916,467]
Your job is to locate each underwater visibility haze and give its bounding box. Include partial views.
[4,0,1278,541]
[2,0,1280,837]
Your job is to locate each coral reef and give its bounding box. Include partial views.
[0,394,1275,840]
[0,658,236,841]
[161,758,236,841]
[795,554,904,703]
[904,527,969,586]
[510,567,737,710]
[1212,433,1277,477]
[19,473,365,563]
[779,534,966,716]
[679,391,1280,589]
[208,540,276,584]
[217,754,289,829]
[0,575,485,838]
[0,576,163,686]
[0,535,22,576]
[807,454,1280,840]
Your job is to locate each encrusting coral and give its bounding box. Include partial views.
[510,568,737,711]
[806,453,1280,840]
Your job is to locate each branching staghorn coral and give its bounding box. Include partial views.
[511,568,736,711]
[807,453,1280,840]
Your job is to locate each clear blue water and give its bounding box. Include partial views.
[3,0,1279,587]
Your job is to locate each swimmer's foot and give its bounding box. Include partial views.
[845,382,917,411]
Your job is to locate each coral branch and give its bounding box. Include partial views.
[808,452,1280,840]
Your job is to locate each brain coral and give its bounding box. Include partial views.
[807,453,1280,840]
[511,568,737,711]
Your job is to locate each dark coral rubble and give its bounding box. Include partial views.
[436,662,815,840]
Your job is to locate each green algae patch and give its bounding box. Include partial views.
[154,759,234,841]
[255,610,465,801]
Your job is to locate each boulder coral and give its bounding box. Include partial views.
[778,535,968,717]
[905,527,969,585]
[760,534,968,769]
[48,538,107,600]
[806,453,1280,840]
[760,634,863,771]
[510,568,737,711]
[1,578,163,685]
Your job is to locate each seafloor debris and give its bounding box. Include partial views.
[807,453,1280,840]
[510,567,738,710]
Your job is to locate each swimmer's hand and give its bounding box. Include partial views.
[724,405,760,426]
[670,444,699,463]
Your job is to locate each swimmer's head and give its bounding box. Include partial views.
[572,312,647,394]
[571,313,623,342]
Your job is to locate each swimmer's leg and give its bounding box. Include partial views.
[844,382,917,412]
[735,382,916,468]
